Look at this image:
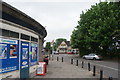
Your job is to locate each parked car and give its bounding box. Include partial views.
[82,53,102,60]
[54,51,59,54]
[67,49,79,54]
[67,52,73,54]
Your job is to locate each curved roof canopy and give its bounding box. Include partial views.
[0,1,47,38]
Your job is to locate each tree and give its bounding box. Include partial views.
[71,2,120,57]
[45,42,52,54]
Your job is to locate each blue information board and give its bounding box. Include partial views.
[20,41,29,78]
[0,38,19,74]
[20,41,29,69]
[30,43,38,66]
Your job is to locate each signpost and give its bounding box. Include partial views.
[20,41,29,78]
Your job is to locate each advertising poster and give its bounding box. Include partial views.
[20,41,29,69]
[30,43,38,66]
[0,44,7,59]
[10,44,17,58]
[36,62,46,76]
[0,38,19,74]
[22,48,28,60]
[37,64,44,74]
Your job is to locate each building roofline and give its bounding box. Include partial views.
[0,1,47,38]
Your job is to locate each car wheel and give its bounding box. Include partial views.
[93,57,96,60]
[84,57,86,59]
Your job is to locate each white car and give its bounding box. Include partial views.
[54,51,59,54]
[82,53,102,60]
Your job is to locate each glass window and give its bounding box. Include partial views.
[21,34,30,40]
[89,54,92,56]
[31,37,38,42]
[0,29,19,38]
[9,31,19,38]
[1,29,10,37]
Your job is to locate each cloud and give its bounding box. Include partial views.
[4,0,99,2]
[3,1,99,43]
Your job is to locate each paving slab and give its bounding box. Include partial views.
[34,60,100,79]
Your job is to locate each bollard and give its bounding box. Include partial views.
[109,77,113,80]
[100,70,103,80]
[82,61,84,68]
[48,55,51,60]
[93,66,96,76]
[57,57,59,61]
[88,63,90,71]
[71,59,73,64]
[62,57,63,62]
[76,60,78,66]
[52,55,53,60]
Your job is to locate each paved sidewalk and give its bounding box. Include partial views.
[34,60,100,78]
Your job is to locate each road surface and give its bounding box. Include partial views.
[52,54,119,79]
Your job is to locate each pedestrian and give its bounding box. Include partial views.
[43,56,49,65]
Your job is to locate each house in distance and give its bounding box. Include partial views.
[56,41,78,54]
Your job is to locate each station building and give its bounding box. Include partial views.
[0,1,47,78]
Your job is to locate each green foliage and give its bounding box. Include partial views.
[71,2,120,57]
[45,42,51,51]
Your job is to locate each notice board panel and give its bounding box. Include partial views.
[30,43,38,66]
[0,38,19,74]
[36,62,46,76]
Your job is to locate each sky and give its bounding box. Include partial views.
[3,0,101,43]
